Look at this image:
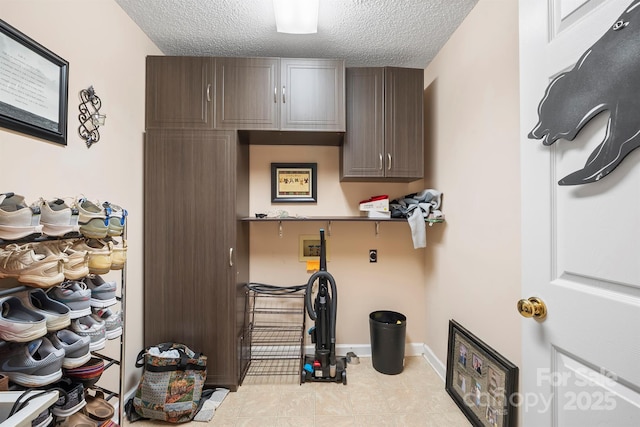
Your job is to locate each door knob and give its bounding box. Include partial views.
[517,297,547,320]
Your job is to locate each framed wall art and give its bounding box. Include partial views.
[445,320,518,427]
[0,19,69,145]
[298,234,330,262]
[271,163,317,203]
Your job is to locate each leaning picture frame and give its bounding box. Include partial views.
[445,320,518,427]
[271,163,317,203]
[0,19,69,145]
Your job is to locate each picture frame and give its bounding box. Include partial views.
[271,163,317,203]
[298,234,330,262]
[446,320,518,427]
[0,19,69,145]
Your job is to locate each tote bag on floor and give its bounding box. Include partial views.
[133,342,207,423]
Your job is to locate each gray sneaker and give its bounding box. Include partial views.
[20,289,71,332]
[0,296,47,342]
[71,315,105,351]
[48,329,91,369]
[91,307,122,339]
[47,281,91,319]
[0,337,64,387]
[82,275,116,308]
[51,380,86,417]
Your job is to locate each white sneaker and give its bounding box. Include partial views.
[76,198,109,239]
[103,202,127,237]
[70,239,112,275]
[0,244,65,288]
[39,198,80,237]
[110,238,127,270]
[39,241,89,281]
[0,193,43,240]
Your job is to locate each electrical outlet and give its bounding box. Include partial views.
[369,249,377,263]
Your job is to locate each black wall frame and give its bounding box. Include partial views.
[0,19,69,145]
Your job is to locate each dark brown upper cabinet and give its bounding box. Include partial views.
[279,58,345,131]
[216,57,345,132]
[340,67,424,182]
[146,56,215,129]
[147,56,345,134]
[215,57,279,130]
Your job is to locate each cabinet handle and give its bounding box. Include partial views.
[229,248,234,267]
[206,84,212,102]
[274,86,277,103]
[387,153,392,170]
[379,153,383,171]
[282,85,286,103]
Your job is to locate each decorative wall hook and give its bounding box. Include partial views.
[78,86,106,148]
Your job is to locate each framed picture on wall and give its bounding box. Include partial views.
[0,19,69,145]
[445,320,518,427]
[271,163,317,203]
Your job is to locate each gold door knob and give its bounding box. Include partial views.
[517,297,547,320]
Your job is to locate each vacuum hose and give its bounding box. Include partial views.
[305,270,337,367]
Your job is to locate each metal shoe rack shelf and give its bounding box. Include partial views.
[0,234,126,425]
[241,288,305,383]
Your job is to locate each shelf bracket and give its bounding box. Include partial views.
[278,221,283,238]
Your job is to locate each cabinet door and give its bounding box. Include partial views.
[280,58,345,131]
[340,68,385,179]
[146,57,214,129]
[215,58,279,130]
[384,67,424,180]
[144,129,239,389]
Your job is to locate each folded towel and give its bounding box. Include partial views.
[408,208,427,248]
[193,388,230,422]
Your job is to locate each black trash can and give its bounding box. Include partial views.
[369,310,406,375]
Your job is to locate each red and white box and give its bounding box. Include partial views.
[359,195,390,218]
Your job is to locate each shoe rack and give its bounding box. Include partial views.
[0,231,127,425]
[241,288,305,384]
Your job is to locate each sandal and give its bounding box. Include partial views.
[84,391,114,421]
[60,411,97,426]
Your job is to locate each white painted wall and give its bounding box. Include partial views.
[422,0,522,373]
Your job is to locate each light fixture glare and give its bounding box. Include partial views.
[273,0,319,34]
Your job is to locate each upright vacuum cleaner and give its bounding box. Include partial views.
[301,229,347,385]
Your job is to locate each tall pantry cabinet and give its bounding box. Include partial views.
[144,130,249,388]
[144,55,345,390]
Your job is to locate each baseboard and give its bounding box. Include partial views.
[303,342,426,358]
[422,342,446,382]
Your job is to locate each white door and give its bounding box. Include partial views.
[520,0,640,426]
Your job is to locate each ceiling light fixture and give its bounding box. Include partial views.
[273,0,319,34]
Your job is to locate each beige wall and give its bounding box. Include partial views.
[2,0,522,399]
[1,0,161,393]
[249,145,431,347]
[422,0,522,372]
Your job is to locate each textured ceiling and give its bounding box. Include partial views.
[115,0,478,68]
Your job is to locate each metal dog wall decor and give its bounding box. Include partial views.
[529,0,640,185]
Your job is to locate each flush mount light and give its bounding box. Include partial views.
[273,0,319,34]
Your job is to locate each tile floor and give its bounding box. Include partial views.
[127,356,471,426]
